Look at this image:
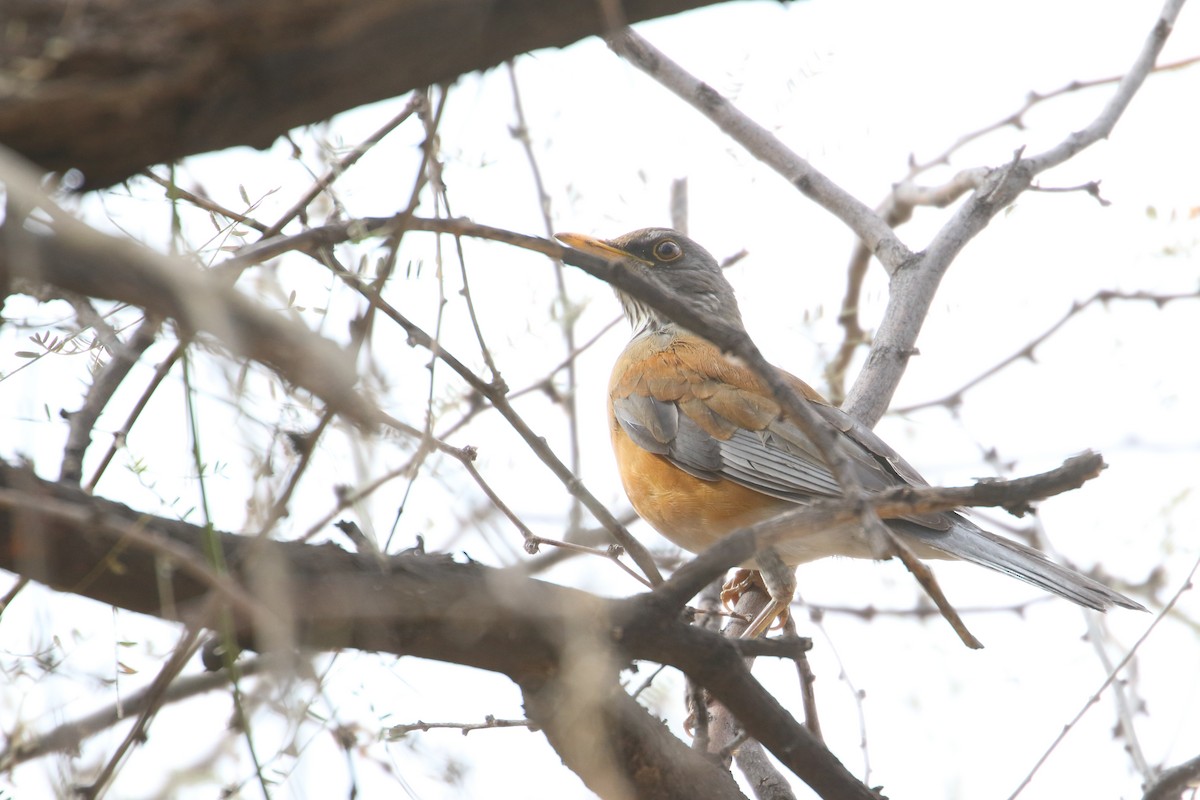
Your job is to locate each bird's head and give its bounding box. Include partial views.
[555,228,744,336]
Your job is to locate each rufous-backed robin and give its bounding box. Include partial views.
[556,228,1142,636]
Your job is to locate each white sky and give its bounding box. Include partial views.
[2,0,1199,798]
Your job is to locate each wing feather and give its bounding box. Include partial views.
[609,332,952,528]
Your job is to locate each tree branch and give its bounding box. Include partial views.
[604,27,913,273]
[1143,753,1200,800]
[0,459,873,800]
[844,0,1187,425]
[0,147,372,425]
[892,289,1200,415]
[0,453,1098,792]
[0,0,734,188]
[0,451,1108,796]
[651,452,1107,612]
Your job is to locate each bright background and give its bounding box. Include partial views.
[2,0,1199,797]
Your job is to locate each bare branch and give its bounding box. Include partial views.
[906,54,1200,179]
[0,460,872,800]
[1143,753,1200,800]
[59,315,162,484]
[654,452,1108,612]
[0,148,373,426]
[0,0,736,188]
[827,55,1200,403]
[844,0,1188,425]
[605,28,913,273]
[1009,548,1200,800]
[892,289,1200,415]
[1026,0,1188,174]
[385,716,534,738]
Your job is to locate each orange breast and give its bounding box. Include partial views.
[609,413,793,554]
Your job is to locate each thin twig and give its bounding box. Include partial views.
[1007,550,1199,800]
[605,27,912,272]
[385,716,534,738]
[523,533,653,588]
[799,595,873,785]
[508,61,585,536]
[892,289,1200,414]
[60,315,163,485]
[76,622,207,799]
[506,315,624,402]
[0,655,276,768]
[809,596,1053,619]
[261,94,424,239]
[906,55,1200,179]
[141,171,269,233]
[783,613,823,744]
[85,341,185,492]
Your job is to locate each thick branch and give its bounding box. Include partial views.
[0,0,731,188]
[522,675,747,800]
[0,460,872,800]
[1143,754,1200,800]
[0,453,1104,796]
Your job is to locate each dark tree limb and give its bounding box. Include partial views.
[0,0,731,188]
[0,459,872,800]
[0,454,1102,798]
[1143,754,1200,800]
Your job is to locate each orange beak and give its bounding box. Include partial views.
[554,232,652,266]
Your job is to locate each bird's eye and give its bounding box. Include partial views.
[653,240,683,262]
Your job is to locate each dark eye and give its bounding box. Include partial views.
[653,240,683,262]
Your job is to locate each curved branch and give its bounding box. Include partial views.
[604,28,913,273]
[892,289,1200,415]
[0,460,871,800]
[0,452,1109,796]
[1143,753,1200,800]
[0,148,372,425]
[1025,0,1187,174]
[843,0,1187,425]
[0,0,733,188]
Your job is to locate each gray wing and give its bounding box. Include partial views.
[612,392,950,528]
[612,392,1143,611]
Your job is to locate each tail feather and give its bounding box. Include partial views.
[898,517,1144,612]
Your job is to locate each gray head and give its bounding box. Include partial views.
[555,228,745,335]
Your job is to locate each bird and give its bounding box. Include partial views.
[555,227,1143,638]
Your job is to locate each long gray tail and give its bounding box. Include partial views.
[898,517,1144,612]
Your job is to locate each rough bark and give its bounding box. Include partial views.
[0,460,874,800]
[0,0,730,188]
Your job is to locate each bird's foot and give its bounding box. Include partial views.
[722,554,795,638]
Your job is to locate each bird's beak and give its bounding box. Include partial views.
[554,233,652,266]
